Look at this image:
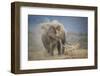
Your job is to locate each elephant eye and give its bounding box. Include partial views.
[56,26,61,31]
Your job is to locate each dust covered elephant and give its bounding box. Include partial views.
[41,21,66,56]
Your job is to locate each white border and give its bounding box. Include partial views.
[20,7,95,70]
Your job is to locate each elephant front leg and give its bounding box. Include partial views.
[49,43,54,56]
[57,40,62,55]
[58,39,64,55]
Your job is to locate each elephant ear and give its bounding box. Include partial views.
[41,23,50,31]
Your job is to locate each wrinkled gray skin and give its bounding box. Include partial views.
[41,25,66,56]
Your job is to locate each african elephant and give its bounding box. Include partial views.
[41,23,66,56]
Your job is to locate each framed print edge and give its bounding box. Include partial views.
[11,2,20,74]
[11,2,98,74]
[94,7,98,69]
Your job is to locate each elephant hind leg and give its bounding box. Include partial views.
[62,47,65,54]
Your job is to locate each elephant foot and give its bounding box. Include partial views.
[58,53,62,56]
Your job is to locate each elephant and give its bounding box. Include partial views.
[41,23,66,56]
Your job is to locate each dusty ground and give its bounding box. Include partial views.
[28,43,88,61]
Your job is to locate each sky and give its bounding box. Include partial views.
[28,15,88,33]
